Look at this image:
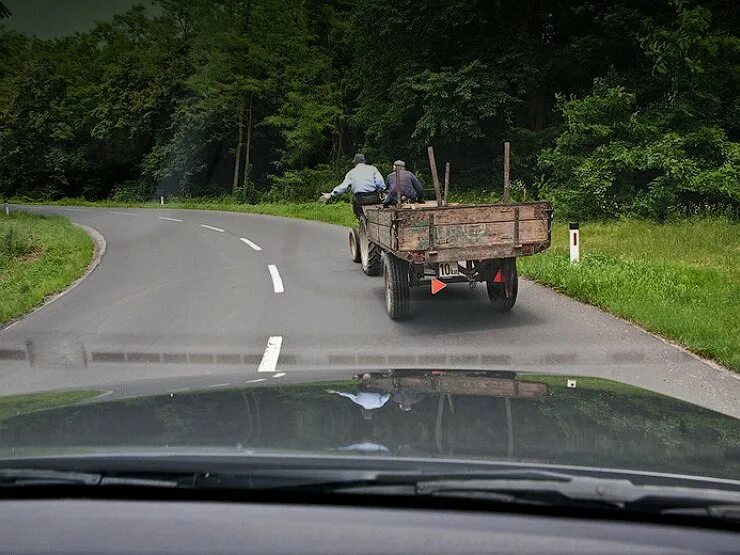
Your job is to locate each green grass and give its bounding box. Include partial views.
[0,390,101,422]
[0,212,93,325]
[519,218,739,371]
[9,198,739,371]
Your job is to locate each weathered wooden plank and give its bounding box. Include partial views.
[407,203,548,226]
[398,227,430,250]
[422,242,550,263]
[366,200,551,261]
[377,209,394,227]
[398,220,547,250]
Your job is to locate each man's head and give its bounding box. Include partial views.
[353,153,366,165]
[393,160,406,171]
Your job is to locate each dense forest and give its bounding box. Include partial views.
[0,0,738,220]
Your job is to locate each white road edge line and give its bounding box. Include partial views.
[258,336,283,373]
[268,264,284,293]
[110,211,138,216]
[200,224,224,233]
[239,237,262,251]
[158,216,182,222]
[61,207,89,212]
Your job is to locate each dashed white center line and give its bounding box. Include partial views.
[258,336,283,372]
[239,237,262,251]
[207,383,232,389]
[200,224,224,233]
[158,216,182,222]
[245,378,266,384]
[268,264,284,293]
[110,211,138,217]
[272,372,286,379]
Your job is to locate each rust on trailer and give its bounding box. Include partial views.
[364,200,551,264]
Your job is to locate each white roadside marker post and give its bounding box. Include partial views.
[4,202,8,216]
[160,196,164,205]
[569,222,580,264]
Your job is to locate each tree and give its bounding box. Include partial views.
[539,4,740,219]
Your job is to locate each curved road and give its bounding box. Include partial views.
[2,205,738,416]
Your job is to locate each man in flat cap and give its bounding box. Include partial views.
[384,160,424,206]
[318,153,387,219]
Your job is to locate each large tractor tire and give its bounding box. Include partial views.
[349,227,361,263]
[359,223,382,276]
[383,252,410,320]
[487,258,518,312]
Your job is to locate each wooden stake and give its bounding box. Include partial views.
[503,141,510,203]
[443,162,450,206]
[427,146,443,207]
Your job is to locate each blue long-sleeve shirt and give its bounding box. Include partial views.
[331,163,387,199]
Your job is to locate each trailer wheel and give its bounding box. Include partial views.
[359,223,382,276]
[487,258,518,312]
[349,228,361,263]
[383,252,410,319]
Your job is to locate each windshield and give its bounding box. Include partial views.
[0,0,738,499]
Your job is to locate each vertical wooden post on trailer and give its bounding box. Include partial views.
[394,165,402,249]
[443,162,450,206]
[427,146,443,207]
[503,141,511,204]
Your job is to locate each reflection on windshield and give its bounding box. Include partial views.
[1,370,737,480]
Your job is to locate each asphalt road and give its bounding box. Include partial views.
[2,205,738,417]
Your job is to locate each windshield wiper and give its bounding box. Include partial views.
[3,466,739,523]
[276,469,740,522]
[0,468,179,489]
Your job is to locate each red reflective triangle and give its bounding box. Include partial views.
[431,278,447,295]
[493,269,504,283]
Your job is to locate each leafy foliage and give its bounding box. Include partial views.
[0,0,737,219]
[539,5,740,219]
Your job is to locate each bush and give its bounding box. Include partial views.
[265,165,342,202]
[0,222,33,258]
[110,179,157,203]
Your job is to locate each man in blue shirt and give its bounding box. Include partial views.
[319,153,386,219]
[384,160,424,206]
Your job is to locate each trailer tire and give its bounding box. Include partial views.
[349,228,361,263]
[487,258,518,312]
[359,223,382,276]
[383,252,410,320]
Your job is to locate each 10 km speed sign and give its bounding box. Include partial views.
[438,262,464,278]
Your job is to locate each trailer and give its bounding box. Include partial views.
[349,199,552,319]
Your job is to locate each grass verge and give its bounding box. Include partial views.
[0,212,93,325]
[0,390,101,422]
[10,199,738,371]
[518,219,739,371]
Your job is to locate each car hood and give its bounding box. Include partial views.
[0,370,738,481]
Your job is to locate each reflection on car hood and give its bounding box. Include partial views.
[0,370,738,480]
